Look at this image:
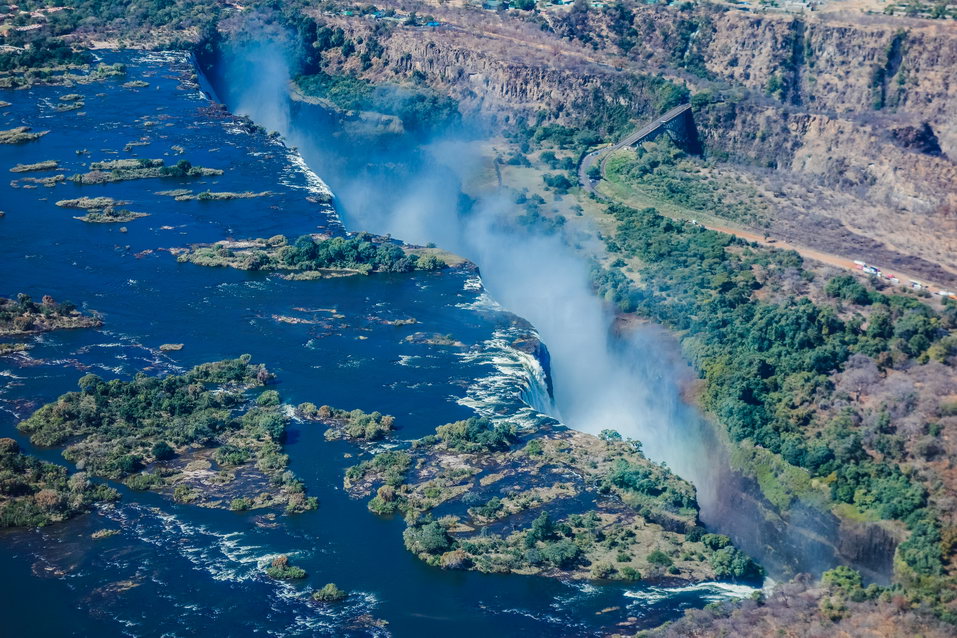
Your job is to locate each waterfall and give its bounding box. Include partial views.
[456,276,559,428]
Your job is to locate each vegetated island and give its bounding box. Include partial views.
[55,195,148,222]
[157,189,271,201]
[175,233,454,276]
[297,403,396,442]
[0,293,101,336]
[10,160,59,173]
[0,437,119,528]
[56,196,130,210]
[55,97,84,112]
[345,418,761,583]
[69,158,222,185]
[265,554,307,580]
[0,38,126,89]
[76,209,149,223]
[17,357,318,514]
[0,126,48,144]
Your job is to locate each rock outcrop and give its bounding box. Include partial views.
[299,3,957,278]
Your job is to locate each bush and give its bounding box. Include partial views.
[256,390,281,407]
[540,539,581,568]
[825,275,873,306]
[151,441,175,461]
[265,555,307,580]
[404,521,452,554]
[647,549,673,567]
[215,445,251,467]
[124,472,162,491]
[173,484,198,503]
[701,533,731,550]
[313,583,347,602]
[709,547,763,580]
[434,417,516,453]
[619,566,641,581]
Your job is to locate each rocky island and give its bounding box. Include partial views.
[0,294,101,336]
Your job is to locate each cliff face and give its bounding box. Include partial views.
[308,7,957,279]
[695,100,957,272]
[569,5,957,154]
[699,12,957,153]
[310,15,683,132]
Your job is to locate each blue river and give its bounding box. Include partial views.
[0,51,757,636]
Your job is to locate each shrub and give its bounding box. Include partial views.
[647,549,673,567]
[313,583,347,602]
[265,555,307,580]
[434,417,516,453]
[709,547,763,580]
[124,472,163,491]
[151,441,175,461]
[173,485,198,503]
[256,390,281,407]
[619,566,641,581]
[540,539,581,568]
[404,521,452,555]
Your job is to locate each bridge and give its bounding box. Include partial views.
[579,103,695,195]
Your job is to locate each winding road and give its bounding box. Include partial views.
[577,108,957,298]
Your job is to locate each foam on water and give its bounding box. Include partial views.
[456,327,557,428]
[101,504,264,582]
[624,581,760,605]
[454,274,558,426]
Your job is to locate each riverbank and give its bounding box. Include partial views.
[0,46,770,635]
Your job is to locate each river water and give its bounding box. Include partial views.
[0,51,763,636]
[204,38,895,586]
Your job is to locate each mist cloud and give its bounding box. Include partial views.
[205,34,733,532]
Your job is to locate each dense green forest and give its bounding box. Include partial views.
[0,438,119,528]
[592,203,957,618]
[17,357,317,513]
[182,234,446,273]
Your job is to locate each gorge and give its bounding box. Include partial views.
[2,0,956,635]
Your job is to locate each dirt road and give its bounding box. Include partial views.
[688,218,955,300]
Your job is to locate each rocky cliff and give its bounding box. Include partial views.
[304,3,957,279]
